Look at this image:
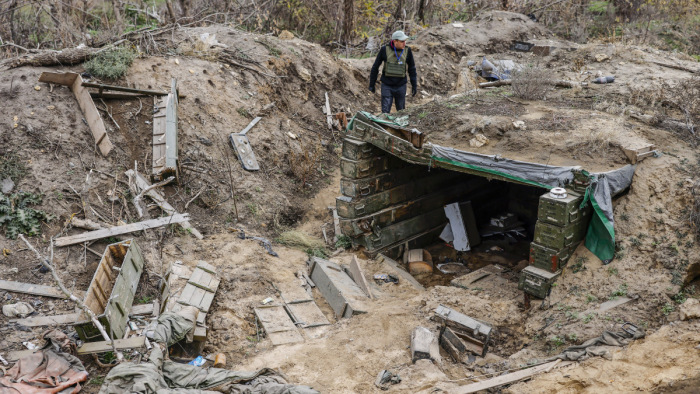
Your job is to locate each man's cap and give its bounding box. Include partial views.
[391,31,409,41]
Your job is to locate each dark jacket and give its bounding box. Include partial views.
[369,41,417,89]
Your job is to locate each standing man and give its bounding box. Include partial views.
[369,30,417,114]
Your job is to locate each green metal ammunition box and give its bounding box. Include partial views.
[529,242,578,272]
[533,219,588,251]
[347,116,430,164]
[340,165,434,198]
[351,208,447,252]
[341,137,381,161]
[339,182,480,236]
[340,156,395,179]
[336,171,463,219]
[518,266,561,299]
[537,191,590,226]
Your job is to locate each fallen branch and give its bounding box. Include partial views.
[133,176,174,218]
[650,60,698,74]
[479,80,511,88]
[629,111,693,135]
[554,80,588,88]
[18,235,122,362]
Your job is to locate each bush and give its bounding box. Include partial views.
[0,192,54,239]
[510,64,549,100]
[84,47,137,80]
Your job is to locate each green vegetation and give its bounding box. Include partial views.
[335,235,352,249]
[609,283,629,300]
[0,192,54,239]
[84,47,137,80]
[661,303,675,315]
[571,256,587,273]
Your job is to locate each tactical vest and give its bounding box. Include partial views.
[383,45,408,78]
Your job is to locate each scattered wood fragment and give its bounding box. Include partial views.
[479,80,511,88]
[649,61,698,74]
[629,111,692,134]
[325,92,333,129]
[39,72,113,156]
[13,303,154,327]
[132,176,175,218]
[55,214,190,246]
[18,235,121,361]
[448,360,572,393]
[125,169,203,239]
[554,80,588,88]
[77,336,146,355]
[0,280,84,299]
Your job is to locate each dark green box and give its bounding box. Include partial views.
[518,266,561,299]
[340,156,393,179]
[537,191,589,227]
[533,220,587,251]
[342,137,381,161]
[529,242,577,272]
[340,165,433,198]
[351,208,447,252]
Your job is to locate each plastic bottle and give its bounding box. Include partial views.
[593,76,615,84]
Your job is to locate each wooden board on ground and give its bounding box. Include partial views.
[448,360,572,394]
[55,214,190,246]
[38,72,113,156]
[124,169,203,239]
[172,261,219,342]
[229,117,262,171]
[152,79,179,182]
[13,303,154,327]
[254,305,304,345]
[286,301,330,329]
[347,256,373,298]
[450,265,504,288]
[411,326,436,363]
[0,280,84,299]
[77,336,146,355]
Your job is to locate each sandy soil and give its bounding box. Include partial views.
[1,10,699,393]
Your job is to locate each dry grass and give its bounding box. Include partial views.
[288,141,323,189]
[573,128,618,156]
[510,64,549,101]
[691,180,700,239]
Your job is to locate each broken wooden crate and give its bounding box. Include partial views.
[74,240,144,342]
[435,305,492,358]
[152,78,179,182]
[309,257,370,318]
[169,261,220,342]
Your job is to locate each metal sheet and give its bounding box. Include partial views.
[254,306,303,345]
[229,133,260,171]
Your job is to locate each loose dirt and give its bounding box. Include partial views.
[1,10,699,393]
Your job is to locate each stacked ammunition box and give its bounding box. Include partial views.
[337,133,491,257]
[519,190,591,298]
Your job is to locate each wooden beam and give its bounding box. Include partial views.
[448,360,571,393]
[0,280,84,299]
[12,303,154,327]
[125,170,203,239]
[38,72,113,156]
[55,214,190,246]
[77,336,146,355]
[81,81,169,96]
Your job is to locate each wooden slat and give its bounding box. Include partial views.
[55,214,190,246]
[0,280,84,299]
[124,170,203,239]
[39,72,113,156]
[449,360,571,393]
[77,336,146,355]
[12,303,155,327]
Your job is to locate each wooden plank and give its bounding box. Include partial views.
[55,214,190,246]
[196,261,217,274]
[229,133,260,171]
[13,313,81,327]
[448,360,571,393]
[0,280,85,299]
[377,254,425,291]
[188,268,220,292]
[39,72,113,156]
[124,170,203,239]
[77,336,146,355]
[347,256,373,299]
[254,306,304,346]
[286,301,329,328]
[239,117,262,135]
